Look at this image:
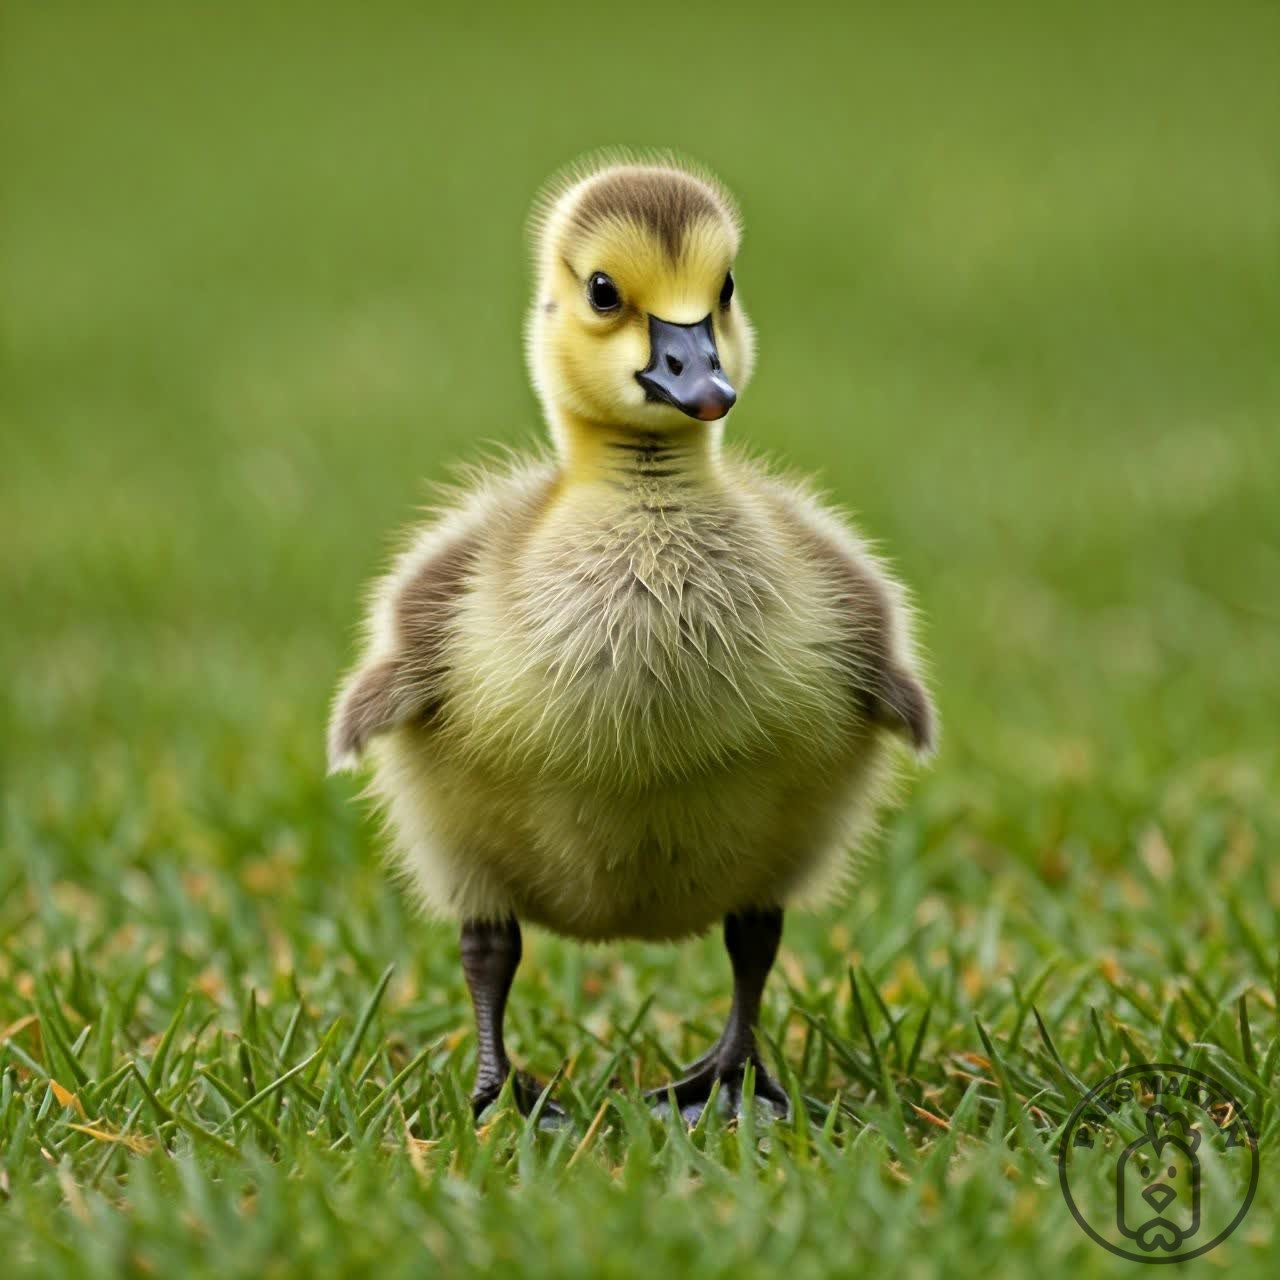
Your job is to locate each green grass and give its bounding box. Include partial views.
[3,1,1279,1276]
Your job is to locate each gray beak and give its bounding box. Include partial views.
[635,314,737,421]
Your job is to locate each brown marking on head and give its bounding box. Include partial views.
[571,166,734,260]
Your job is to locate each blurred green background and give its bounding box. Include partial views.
[2,2,1278,1276]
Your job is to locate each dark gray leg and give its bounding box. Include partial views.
[646,907,790,1120]
[460,918,520,1113]
[460,918,564,1120]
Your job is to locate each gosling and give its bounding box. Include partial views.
[329,153,936,1121]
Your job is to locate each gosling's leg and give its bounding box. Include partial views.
[646,906,791,1121]
[460,917,563,1121]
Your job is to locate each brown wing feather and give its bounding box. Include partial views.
[327,528,481,771]
[871,661,936,754]
[327,658,404,768]
[819,534,934,753]
[768,495,936,757]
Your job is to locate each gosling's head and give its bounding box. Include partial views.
[527,154,755,437]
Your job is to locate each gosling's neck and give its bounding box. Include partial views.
[550,409,726,494]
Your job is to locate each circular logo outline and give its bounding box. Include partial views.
[1058,1062,1259,1264]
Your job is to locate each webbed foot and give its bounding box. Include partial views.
[472,1070,568,1128]
[646,1049,790,1124]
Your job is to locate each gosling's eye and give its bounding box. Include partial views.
[719,270,735,308]
[587,272,621,313]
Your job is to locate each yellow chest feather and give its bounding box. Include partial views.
[443,478,851,789]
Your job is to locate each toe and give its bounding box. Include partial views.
[648,1068,791,1125]
[511,1072,562,1115]
[680,1099,710,1126]
[725,1071,791,1122]
[473,1070,566,1125]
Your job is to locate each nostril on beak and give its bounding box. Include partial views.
[709,353,721,371]
[665,354,684,376]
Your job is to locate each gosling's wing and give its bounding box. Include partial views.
[328,657,403,772]
[327,522,478,768]
[327,522,481,771]
[327,454,556,771]
[748,461,937,757]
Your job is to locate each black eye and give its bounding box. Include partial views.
[719,270,735,308]
[587,272,620,313]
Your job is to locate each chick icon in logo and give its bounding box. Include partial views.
[1115,1106,1200,1253]
[1059,1063,1258,1263]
